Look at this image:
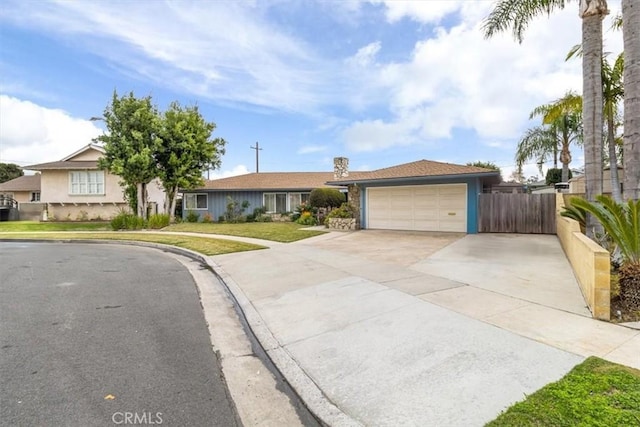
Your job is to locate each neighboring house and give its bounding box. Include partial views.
[187,157,500,233]
[23,144,166,221]
[0,174,41,204]
[484,182,526,194]
[569,167,624,194]
[182,171,345,221]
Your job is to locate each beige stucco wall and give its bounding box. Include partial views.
[41,170,125,204]
[69,147,102,161]
[46,203,129,221]
[1,191,32,204]
[556,193,610,320]
[569,168,625,194]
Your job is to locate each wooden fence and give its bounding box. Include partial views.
[478,193,556,234]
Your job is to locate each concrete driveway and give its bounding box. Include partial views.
[210,230,640,426]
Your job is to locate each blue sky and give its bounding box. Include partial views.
[0,0,623,181]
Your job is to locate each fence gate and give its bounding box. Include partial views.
[477,193,556,234]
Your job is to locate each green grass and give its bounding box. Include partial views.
[0,232,265,256]
[487,357,640,427]
[0,221,111,232]
[164,221,326,242]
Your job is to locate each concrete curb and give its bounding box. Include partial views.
[1,238,361,426]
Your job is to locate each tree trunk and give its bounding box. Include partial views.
[560,127,572,182]
[607,110,623,202]
[168,185,178,223]
[622,0,640,201]
[137,182,148,220]
[581,9,605,238]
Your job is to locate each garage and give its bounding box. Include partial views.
[366,184,467,232]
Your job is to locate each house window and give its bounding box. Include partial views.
[184,193,208,210]
[288,193,310,211]
[264,193,287,213]
[69,171,105,195]
[30,192,40,202]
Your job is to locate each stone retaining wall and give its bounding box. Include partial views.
[327,218,356,231]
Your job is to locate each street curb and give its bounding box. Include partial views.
[1,238,362,426]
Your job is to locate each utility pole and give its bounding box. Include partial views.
[250,142,262,173]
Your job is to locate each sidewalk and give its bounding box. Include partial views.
[207,231,640,426]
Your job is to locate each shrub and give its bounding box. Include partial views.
[225,197,250,223]
[309,188,346,208]
[111,211,145,230]
[324,203,357,225]
[247,206,266,222]
[296,211,318,226]
[546,168,572,185]
[201,213,213,223]
[148,213,170,229]
[255,214,273,222]
[185,210,200,223]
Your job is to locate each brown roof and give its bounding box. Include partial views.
[22,160,99,170]
[196,159,499,191]
[0,174,41,192]
[328,159,498,184]
[201,172,342,190]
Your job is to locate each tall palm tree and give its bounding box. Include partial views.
[622,0,640,201]
[516,93,583,182]
[484,0,609,237]
[602,53,624,202]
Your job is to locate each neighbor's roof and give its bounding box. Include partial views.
[0,174,41,191]
[327,159,499,184]
[23,143,105,171]
[200,172,344,191]
[22,160,98,170]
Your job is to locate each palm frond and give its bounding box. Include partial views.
[483,0,570,43]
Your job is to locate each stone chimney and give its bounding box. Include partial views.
[333,157,349,180]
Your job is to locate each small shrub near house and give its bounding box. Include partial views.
[185,210,200,223]
[224,196,250,223]
[111,210,145,230]
[296,211,317,226]
[148,213,170,229]
[324,203,357,223]
[309,188,345,209]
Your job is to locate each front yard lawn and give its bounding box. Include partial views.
[164,222,326,243]
[0,221,111,232]
[487,357,640,426]
[0,232,265,256]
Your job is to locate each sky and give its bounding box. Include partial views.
[0,0,623,182]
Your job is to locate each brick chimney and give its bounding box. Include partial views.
[333,157,349,180]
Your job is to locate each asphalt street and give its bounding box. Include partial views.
[0,242,240,426]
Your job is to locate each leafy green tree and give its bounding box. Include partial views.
[572,195,640,309]
[309,188,345,209]
[96,91,160,220]
[467,161,503,182]
[0,163,23,183]
[484,0,609,238]
[546,168,573,185]
[156,101,226,222]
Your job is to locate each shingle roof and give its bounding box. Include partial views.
[22,160,99,170]
[0,174,41,191]
[201,172,342,191]
[196,159,499,191]
[328,159,499,184]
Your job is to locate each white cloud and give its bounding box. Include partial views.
[342,3,623,153]
[297,145,327,154]
[207,164,250,180]
[346,41,381,67]
[370,0,464,24]
[0,95,102,166]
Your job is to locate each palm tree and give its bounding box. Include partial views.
[622,0,640,201]
[572,195,640,309]
[484,0,609,237]
[602,53,624,202]
[516,93,583,184]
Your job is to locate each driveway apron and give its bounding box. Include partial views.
[211,231,613,426]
